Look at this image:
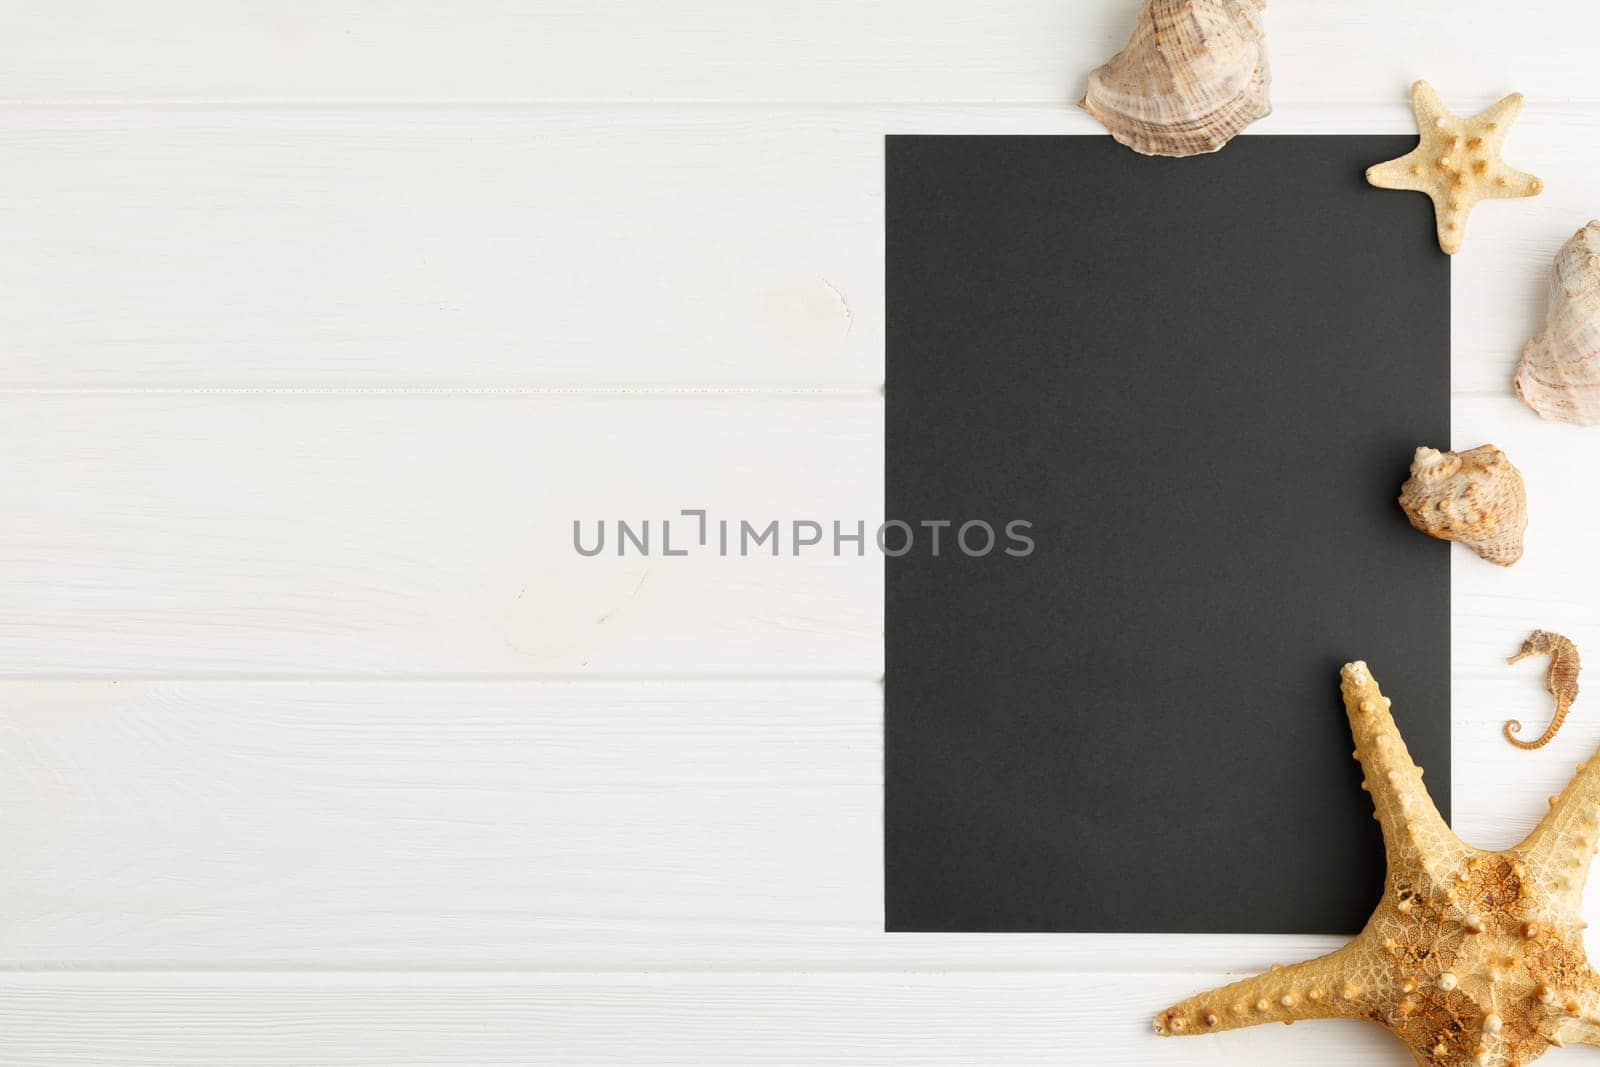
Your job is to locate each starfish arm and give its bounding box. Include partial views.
[1546,977,1600,1048]
[1410,80,1448,126]
[1430,196,1473,256]
[1484,164,1544,200]
[1366,150,1433,193]
[1515,747,1600,917]
[1154,939,1388,1036]
[1341,662,1464,881]
[1474,92,1526,141]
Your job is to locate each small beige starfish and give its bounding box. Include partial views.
[1156,661,1600,1067]
[1367,81,1543,254]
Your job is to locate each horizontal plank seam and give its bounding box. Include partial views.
[5,98,1600,110]
[0,672,884,683]
[0,386,884,398]
[0,387,1509,399]
[0,961,1337,978]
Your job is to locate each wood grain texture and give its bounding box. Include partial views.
[0,972,1405,1066]
[0,104,1590,392]
[0,108,881,389]
[5,679,1600,973]
[1452,396,1600,681]
[6,0,1600,105]
[0,395,880,676]
[9,0,1600,1060]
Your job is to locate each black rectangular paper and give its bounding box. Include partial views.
[885,136,1451,934]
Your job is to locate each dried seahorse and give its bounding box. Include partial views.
[1504,629,1582,749]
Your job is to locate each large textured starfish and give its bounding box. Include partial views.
[1156,661,1600,1067]
[1366,81,1543,254]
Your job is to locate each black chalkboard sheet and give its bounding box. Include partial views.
[885,136,1451,935]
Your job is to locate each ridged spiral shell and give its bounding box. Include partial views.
[1080,0,1272,158]
[1398,445,1527,567]
[1515,221,1600,426]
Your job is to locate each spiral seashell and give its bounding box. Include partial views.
[1515,221,1600,426]
[1080,0,1272,158]
[1398,445,1527,567]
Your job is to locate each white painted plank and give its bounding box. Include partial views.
[1454,676,1600,851]
[5,678,1600,971]
[0,396,881,675]
[0,972,1406,1066]
[0,679,1345,970]
[1451,394,1600,689]
[5,0,1600,106]
[0,108,880,389]
[1,103,1592,391]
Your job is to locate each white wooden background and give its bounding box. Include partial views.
[6,3,1600,1063]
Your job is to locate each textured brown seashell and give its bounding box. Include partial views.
[1515,221,1600,426]
[1398,445,1527,567]
[1080,0,1272,158]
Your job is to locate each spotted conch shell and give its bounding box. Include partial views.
[1398,445,1527,567]
[1080,0,1271,158]
[1515,221,1600,426]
